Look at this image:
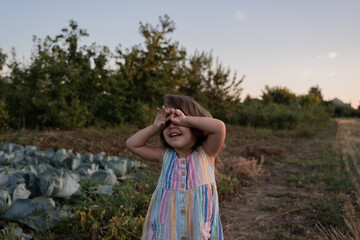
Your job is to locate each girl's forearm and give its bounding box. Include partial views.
[126,124,160,149]
[183,116,225,135]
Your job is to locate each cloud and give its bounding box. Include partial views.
[317,51,337,59]
[234,10,246,21]
[328,72,337,77]
[327,52,337,59]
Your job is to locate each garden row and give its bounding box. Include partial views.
[0,142,146,239]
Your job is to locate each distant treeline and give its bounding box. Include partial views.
[0,16,359,132]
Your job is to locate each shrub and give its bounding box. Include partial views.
[0,99,10,131]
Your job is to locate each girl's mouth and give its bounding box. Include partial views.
[169,133,182,137]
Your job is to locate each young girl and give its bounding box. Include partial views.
[126,94,225,240]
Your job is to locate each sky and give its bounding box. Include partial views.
[1,0,359,107]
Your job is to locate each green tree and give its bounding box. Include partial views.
[297,94,320,108]
[115,15,187,125]
[4,20,116,129]
[1,16,247,129]
[0,47,8,99]
[178,51,244,121]
[0,48,10,130]
[25,20,93,129]
[308,85,323,100]
[261,85,297,105]
[0,48,6,71]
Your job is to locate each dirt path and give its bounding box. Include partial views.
[335,119,360,215]
[220,121,354,240]
[220,161,319,239]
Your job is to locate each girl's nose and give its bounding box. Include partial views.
[169,122,177,128]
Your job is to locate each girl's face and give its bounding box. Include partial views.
[163,121,196,152]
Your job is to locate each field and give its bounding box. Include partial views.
[1,119,359,239]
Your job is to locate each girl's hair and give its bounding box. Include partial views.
[160,94,212,150]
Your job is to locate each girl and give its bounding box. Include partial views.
[126,94,225,240]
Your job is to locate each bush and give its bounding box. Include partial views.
[0,99,10,131]
[333,105,357,118]
[262,104,301,130]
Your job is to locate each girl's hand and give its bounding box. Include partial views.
[153,106,170,130]
[168,108,187,126]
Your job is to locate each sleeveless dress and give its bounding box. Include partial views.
[141,147,224,240]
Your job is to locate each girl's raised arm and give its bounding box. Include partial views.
[169,109,226,157]
[125,107,169,163]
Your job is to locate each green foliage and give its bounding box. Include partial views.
[178,51,244,121]
[114,15,187,126]
[0,16,339,131]
[1,16,245,130]
[0,47,7,71]
[229,100,330,131]
[308,85,323,100]
[333,104,357,118]
[312,199,345,228]
[228,85,331,131]
[0,98,10,131]
[297,94,320,108]
[217,174,241,201]
[262,85,297,105]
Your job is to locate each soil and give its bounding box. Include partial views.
[219,122,341,240]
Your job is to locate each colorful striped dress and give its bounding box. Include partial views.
[141,147,223,240]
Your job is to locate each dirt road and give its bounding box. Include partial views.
[220,120,360,240]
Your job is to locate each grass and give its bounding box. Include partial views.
[267,192,297,199]
[258,205,278,212]
[271,232,299,240]
[314,119,360,239]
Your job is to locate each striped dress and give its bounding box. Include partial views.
[141,147,223,240]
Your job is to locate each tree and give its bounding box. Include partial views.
[1,16,246,129]
[308,85,323,100]
[0,48,10,130]
[115,15,187,125]
[0,48,6,71]
[178,51,244,121]
[4,20,116,129]
[0,48,8,98]
[261,85,297,105]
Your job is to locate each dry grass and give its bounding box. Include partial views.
[243,145,286,164]
[317,217,360,240]
[222,155,266,180]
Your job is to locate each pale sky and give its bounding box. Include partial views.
[1,0,359,107]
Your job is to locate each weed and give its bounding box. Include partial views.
[0,223,15,240]
[312,199,345,229]
[287,175,305,188]
[267,192,296,199]
[285,157,302,167]
[271,231,299,240]
[217,174,241,201]
[258,205,278,211]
